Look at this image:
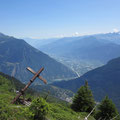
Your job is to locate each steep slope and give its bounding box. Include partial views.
[0,71,73,104]
[32,84,74,102]
[52,57,120,110]
[0,71,36,103]
[0,33,77,83]
[0,72,95,120]
[39,34,120,63]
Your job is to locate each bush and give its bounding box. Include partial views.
[29,97,49,120]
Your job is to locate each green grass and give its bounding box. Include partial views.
[0,74,95,120]
[47,103,95,120]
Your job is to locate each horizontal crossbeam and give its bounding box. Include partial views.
[26,67,47,84]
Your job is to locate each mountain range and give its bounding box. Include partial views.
[0,33,77,83]
[24,32,120,78]
[38,32,120,63]
[94,32,120,44]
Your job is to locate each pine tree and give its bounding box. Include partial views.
[95,96,120,120]
[71,81,95,112]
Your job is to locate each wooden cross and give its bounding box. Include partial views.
[11,67,47,104]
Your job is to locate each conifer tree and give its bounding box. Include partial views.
[95,96,120,120]
[71,81,95,112]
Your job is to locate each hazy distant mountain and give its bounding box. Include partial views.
[52,57,120,110]
[24,37,59,48]
[0,33,77,83]
[39,33,120,63]
[94,32,120,44]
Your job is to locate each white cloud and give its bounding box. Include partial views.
[113,28,119,33]
[72,32,79,36]
[75,32,79,35]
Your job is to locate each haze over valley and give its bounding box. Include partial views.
[25,32,120,77]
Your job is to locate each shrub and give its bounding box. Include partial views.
[29,97,49,120]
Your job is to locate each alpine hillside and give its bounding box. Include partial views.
[52,57,120,111]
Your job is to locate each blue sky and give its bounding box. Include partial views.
[0,0,120,38]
